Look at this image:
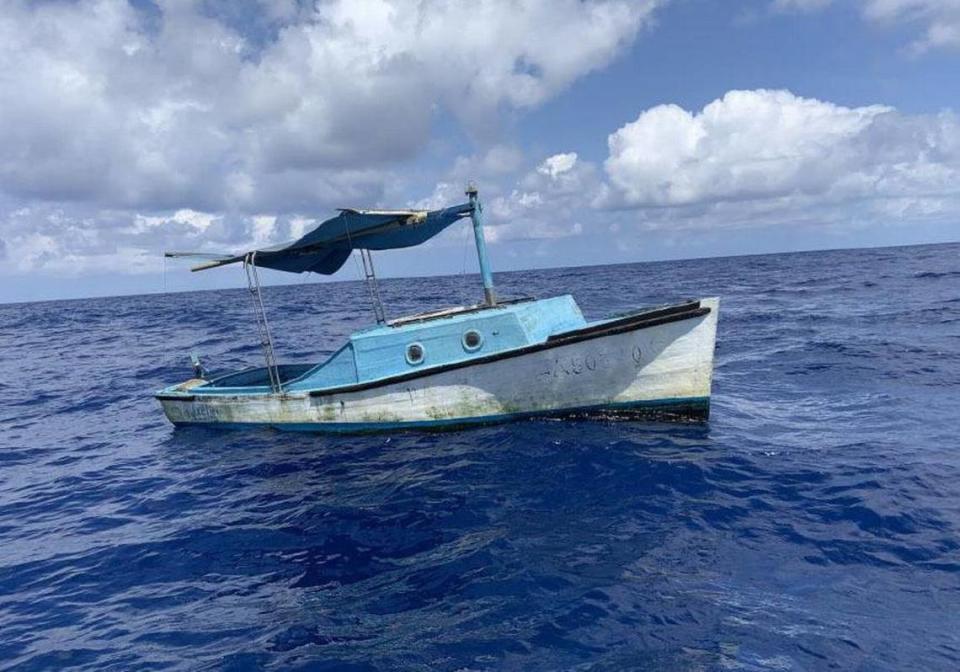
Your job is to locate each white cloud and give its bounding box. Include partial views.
[0,201,338,276]
[251,215,278,244]
[413,145,602,244]
[288,216,316,240]
[417,87,960,247]
[406,90,958,247]
[0,0,661,214]
[603,89,960,218]
[0,0,664,278]
[411,182,467,212]
[537,153,579,178]
[773,0,960,52]
[480,151,603,240]
[863,0,960,52]
[3,2,958,290]
[411,145,530,213]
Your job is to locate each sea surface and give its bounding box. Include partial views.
[1,243,959,671]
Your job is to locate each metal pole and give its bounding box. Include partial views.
[359,248,387,324]
[244,252,282,394]
[466,184,496,306]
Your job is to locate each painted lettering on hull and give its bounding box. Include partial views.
[540,353,600,379]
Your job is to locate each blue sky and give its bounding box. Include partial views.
[1,0,958,303]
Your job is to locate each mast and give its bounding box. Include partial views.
[466,184,496,306]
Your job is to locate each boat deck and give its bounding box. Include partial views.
[159,298,710,400]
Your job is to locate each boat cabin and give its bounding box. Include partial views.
[166,186,589,396]
[192,295,587,395]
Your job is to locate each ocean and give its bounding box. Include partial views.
[1,242,958,671]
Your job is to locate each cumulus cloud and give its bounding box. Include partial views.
[411,88,960,246]
[602,89,960,219]
[3,1,958,291]
[483,152,602,241]
[537,153,579,178]
[0,200,339,275]
[864,0,960,52]
[415,146,603,244]
[0,0,660,214]
[773,0,960,52]
[0,0,662,278]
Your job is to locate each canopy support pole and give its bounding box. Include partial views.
[243,252,283,394]
[359,248,387,324]
[466,185,496,306]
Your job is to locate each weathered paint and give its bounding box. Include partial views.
[157,297,719,432]
[467,186,496,305]
[188,295,587,395]
[170,397,711,433]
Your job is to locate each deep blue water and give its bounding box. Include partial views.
[1,243,959,671]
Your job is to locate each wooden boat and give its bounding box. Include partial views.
[157,187,718,432]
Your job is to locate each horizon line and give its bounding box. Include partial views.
[2,238,957,307]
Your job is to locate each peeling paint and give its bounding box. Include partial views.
[160,299,719,431]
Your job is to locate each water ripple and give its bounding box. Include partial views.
[1,243,959,670]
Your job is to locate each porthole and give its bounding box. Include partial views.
[405,342,425,365]
[462,329,483,352]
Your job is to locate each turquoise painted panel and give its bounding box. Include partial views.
[510,295,586,342]
[287,343,357,391]
[347,296,586,384]
[160,295,591,397]
[350,311,524,382]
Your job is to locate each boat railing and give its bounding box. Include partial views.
[387,296,535,327]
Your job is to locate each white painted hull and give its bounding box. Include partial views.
[160,298,719,431]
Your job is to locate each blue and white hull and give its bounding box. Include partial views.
[157,297,719,432]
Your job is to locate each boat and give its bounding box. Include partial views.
[157,186,719,432]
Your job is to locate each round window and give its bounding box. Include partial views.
[405,342,425,365]
[462,329,483,352]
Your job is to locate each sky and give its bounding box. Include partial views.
[1,0,959,303]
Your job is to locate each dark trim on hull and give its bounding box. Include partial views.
[155,300,710,403]
[157,393,197,401]
[168,396,710,434]
[546,301,703,343]
[306,301,708,397]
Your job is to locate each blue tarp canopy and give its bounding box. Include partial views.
[166,202,474,275]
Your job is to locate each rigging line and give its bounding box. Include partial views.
[243,252,282,394]
[350,249,372,321]
[343,212,360,278]
[340,211,359,281]
[345,216,367,291]
[344,214,377,321]
[350,249,364,281]
[343,211,387,324]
